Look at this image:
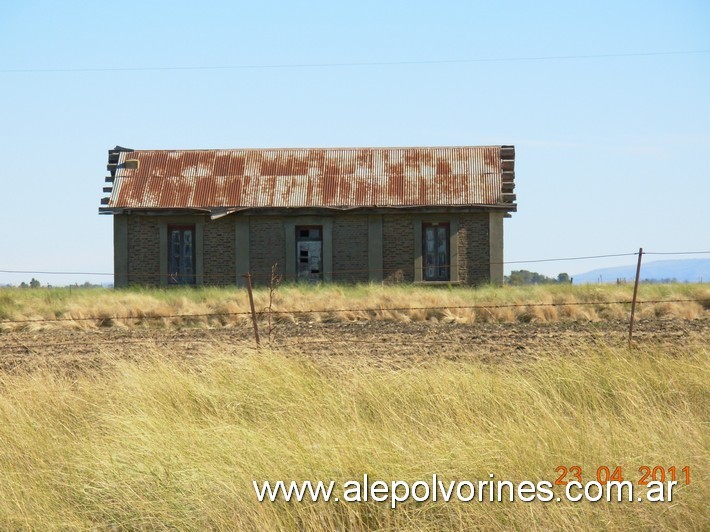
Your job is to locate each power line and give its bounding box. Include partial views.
[1,50,708,74]
[0,269,112,276]
[0,251,648,278]
[503,252,638,265]
[645,251,710,255]
[0,249,707,280]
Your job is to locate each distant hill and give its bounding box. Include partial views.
[572,259,710,284]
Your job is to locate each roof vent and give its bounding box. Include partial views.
[125,159,140,170]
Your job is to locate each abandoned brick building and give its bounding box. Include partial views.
[99,145,516,287]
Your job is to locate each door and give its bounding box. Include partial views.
[296,226,323,281]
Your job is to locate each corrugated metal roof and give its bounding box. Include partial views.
[102,146,515,212]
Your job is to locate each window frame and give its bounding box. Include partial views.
[421,222,451,282]
[413,217,459,284]
[167,224,197,285]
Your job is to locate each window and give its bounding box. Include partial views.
[422,222,450,281]
[296,226,323,281]
[168,225,196,285]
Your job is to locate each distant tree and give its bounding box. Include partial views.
[530,272,549,284]
[557,273,570,284]
[506,270,573,286]
[68,281,103,289]
[19,282,28,289]
[641,278,678,284]
[507,270,533,285]
[507,270,551,285]
[29,278,41,288]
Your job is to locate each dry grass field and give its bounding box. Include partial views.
[0,284,708,530]
[0,283,708,331]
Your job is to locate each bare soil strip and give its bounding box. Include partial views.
[0,318,707,373]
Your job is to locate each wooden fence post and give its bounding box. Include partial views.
[628,248,643,346]
[244,272,260,348]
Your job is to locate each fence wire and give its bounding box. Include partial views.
[1,298,708,326]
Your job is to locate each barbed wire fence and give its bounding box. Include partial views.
[1,248,709,349]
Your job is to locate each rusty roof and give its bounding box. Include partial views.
[100,145,516,213]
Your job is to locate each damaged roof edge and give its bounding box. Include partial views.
[102,144,516,212]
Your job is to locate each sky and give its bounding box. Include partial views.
[1,0,708,286]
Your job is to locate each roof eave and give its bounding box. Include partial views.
[100,203,516,216]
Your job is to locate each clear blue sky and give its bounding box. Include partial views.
[1,0,708,285]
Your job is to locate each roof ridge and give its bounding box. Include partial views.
[124,145,508,152]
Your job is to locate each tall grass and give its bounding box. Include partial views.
[0,342,706,529]
[1,283,708,331]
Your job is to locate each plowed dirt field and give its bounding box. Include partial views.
[1,318,707,373]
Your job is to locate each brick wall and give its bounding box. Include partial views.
[382,215,415,283]
[458,213,491,285]
[127,215,160,285]
[203,217,236,286]
[333,215,369,283]
[381,212,492,285]
[249,217,287,283]
[124,211,495,286]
